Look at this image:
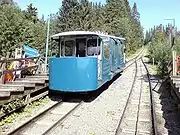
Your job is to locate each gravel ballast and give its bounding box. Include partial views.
[48,59,154,135]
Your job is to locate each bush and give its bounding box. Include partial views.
[148,31,171,76]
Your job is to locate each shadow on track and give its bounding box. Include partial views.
[48,73,122,103]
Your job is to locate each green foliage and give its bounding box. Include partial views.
[148,31,171,76]
[1,98,25,114]
[174,35,180,54]
[0,97,50,127]
[0,0,14,5]
[0,4,46,57]
[23,3,38,24]
[52,0,143,55]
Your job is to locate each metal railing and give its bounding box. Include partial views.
[0,56,47,84]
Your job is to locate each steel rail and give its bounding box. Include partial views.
[43,101,83,135]
[115,59,138,135]
[0,88,49,121]
[7,101,83,135]
[135,60,143,135]
[141,58,157,135]
[7,100,62,135]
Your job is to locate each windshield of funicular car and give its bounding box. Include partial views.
[59,36,101,57]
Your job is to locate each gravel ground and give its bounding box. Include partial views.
[0,56,169,135]
[117,59,152,135]
[48,63,136,135]
[48,59,154,135]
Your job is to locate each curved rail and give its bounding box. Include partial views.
[124,48,144,70]
[7,100,62,135]
[135,62,143,135]
[115,59,138,135]
[115,55,157,135]
[7,101,83,135]
[43,101,83,135]
[141,58,157,135]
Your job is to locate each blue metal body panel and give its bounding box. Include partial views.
[49,57,98,92]
[49,34,125,93]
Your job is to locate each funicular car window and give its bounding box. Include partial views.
[87,39,100,56]
[65,40,74,56]
[103,37,110,60]
[110,38,116,55]
[119,39,124,56]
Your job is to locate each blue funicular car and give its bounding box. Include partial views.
[49,31,126,93]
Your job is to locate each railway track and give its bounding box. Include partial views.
[0,48,144,119]
[115,57,157,135]
[141,58,157,135]
[6,101,83,135]
[0,48,145,135]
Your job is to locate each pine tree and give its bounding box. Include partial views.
[76,0,94,30]
[0,4,46,57]
[24,3,38,24]
[51,0,144,55]
[0,0,13,5]
[55,0,79,32]
[144,30,150,45]
[131,2,140,23]
[91,2,105,31]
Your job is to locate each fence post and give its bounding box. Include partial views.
[0,58,5,84]
[25,93,30,106]
[153,58,154,66]
[173,51,177,76]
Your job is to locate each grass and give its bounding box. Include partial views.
[126,46,145,61]
[0,96,50,128]
[89,132,95,135]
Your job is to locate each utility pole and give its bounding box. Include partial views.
[164,18,176,76]
[164,18,175,47]
[45,15,50,73]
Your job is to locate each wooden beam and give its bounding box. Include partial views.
[0,83,35,88]
[1,65,38,75]
[13,79,45,84]
[23,77,49,81]
[6,81,37,86]
[0,87,24,92]
[0,92,10,97]
[0,57,39,63]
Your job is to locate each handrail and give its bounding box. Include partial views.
[0,65,38,75]
[0,57,39,63]
[0,56,46,84]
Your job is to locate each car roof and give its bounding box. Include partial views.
[51,31,125,40]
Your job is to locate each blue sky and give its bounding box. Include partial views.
[14,0,180,31]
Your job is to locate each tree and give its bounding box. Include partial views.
[0,0,13,5]
[51,0,144,55]
[148,30,170,76]
[91,2,105,31]
[0,4,46,57]
[103,0,143,54]
[54,0,79,32]
[131,2,140,23]
[24,3,38,24]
